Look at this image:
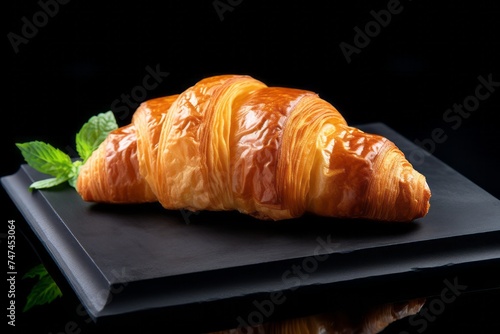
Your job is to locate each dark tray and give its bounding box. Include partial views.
[3,123,500,331]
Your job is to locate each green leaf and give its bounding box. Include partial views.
[76,111,118,162]
[22,263,48,280]
[22,264,62,312]
[16,141,72,177]
[67,160,83,188]
[16,141,73,177]
[29,176,69,190]
[16,111,118,191]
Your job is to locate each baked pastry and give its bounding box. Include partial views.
[77,75,431,221]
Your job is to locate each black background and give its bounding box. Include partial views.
[3,0,500,333]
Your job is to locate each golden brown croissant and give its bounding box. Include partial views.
[77,74,431,221]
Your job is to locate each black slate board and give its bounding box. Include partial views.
[3,123,500,330]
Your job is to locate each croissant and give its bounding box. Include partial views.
[76,74,431,221]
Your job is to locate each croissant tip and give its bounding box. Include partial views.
[420,180,432,218]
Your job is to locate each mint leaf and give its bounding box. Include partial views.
[29,176,69,190]
[16,111,118,191]
[22,263,48,280]
[22,264,62,312]
[68,160,82,188]
[76,111,118,162]
[16,141,73,177]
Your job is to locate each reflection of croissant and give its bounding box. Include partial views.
[77,75,431,221]
[210,298,426,334]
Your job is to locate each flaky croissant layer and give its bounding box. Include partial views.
[77,75,431,222]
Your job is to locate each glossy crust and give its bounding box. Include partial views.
[76,123,156,203]
[77,75,431,221]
